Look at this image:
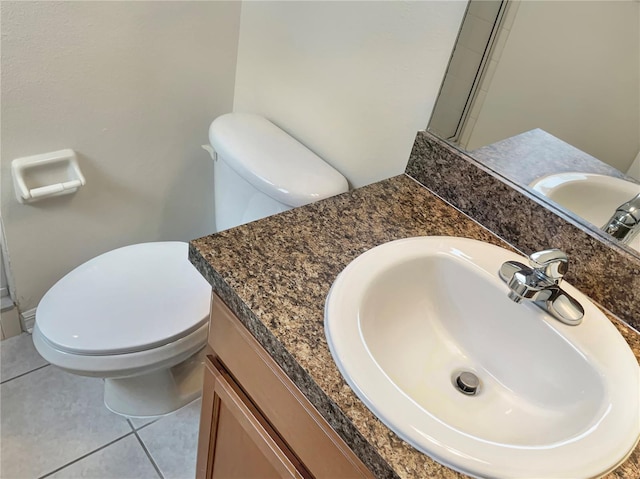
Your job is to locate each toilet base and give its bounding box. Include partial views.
[104,348,205,418]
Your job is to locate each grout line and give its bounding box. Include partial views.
[134,417,161,431]
[134,430,165,479]
[127,416,161,432]
[126,417,136,432]
[127,416,165,431]
[0,363,50,385]
[38,431,136,479]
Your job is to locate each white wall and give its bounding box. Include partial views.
[1,1,241,311]
[1,1,466,315]
[466,0,639,173]
[233,1,467,188]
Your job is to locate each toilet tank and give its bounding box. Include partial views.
[209,113,349,232]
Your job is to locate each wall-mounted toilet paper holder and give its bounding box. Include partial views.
[11,149,86,204]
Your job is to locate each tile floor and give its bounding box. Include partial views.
[1,333,201,479]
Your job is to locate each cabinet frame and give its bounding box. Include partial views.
[196,293,374,479]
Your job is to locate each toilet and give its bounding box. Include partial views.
[32,112,348,417]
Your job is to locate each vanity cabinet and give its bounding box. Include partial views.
[196,294,374,479]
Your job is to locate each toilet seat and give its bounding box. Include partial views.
[33,320,208,378]
[35,242,211,356]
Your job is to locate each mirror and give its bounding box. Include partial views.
[428,0,640,257]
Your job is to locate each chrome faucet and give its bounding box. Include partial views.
[602,193,640,245]
[499,249,584,326]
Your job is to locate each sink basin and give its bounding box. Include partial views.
[325,237,639,478]
[529,172,640,252]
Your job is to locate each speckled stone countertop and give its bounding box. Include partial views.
[470,129,637,186]
[190,175,640,479]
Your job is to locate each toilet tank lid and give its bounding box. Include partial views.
[209,113,348,207]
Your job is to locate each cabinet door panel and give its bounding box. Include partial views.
[208,295,373,479]
[199,356,308,479]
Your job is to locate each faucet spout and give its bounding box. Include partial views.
[498,249,584,326]
[602,193,640,245]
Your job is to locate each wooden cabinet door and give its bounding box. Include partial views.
[197,355,310,479]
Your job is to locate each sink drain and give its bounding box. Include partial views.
[454,371,480,396]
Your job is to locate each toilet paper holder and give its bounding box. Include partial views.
[11,149,86,204]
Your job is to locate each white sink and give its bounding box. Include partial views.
[325,237,639,478]
[529,172,640,252]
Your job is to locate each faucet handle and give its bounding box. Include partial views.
[528,249,568,284]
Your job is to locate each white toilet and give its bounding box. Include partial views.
[32,112,348,417]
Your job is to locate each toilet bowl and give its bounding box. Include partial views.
[33,112,348,417]
[33,242,211,417]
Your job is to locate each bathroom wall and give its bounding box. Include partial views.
[1,0,466,320]
[1,1,241,314]
[233,1,467,188]
[465,0,640,172]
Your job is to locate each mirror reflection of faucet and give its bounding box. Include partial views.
[499,249,584,326]
[601,193,640,246]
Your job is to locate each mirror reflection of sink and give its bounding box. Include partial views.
[324,237,639,478]
[529,172,640,252]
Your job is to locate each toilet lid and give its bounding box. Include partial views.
[36,242,211,355]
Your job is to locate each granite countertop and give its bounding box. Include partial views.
[470,129,638,186]
[189,174,640,479]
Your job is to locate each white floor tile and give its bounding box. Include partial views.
[127,415,160,430]
[1,333,48,382]
[0,366,131,478]
[47,434,160,479]
[137,398,201,479]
